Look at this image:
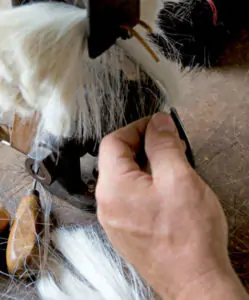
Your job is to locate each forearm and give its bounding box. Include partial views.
[175,266,249,300]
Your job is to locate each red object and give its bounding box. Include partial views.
[206,0,218,25]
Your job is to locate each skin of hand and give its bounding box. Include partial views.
[96,112,248,300]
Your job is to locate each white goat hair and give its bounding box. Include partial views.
[0,0,182,142]
[37,223,155,300]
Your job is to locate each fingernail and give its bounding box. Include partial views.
[152,112,176,133]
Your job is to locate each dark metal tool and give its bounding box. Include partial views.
[25,136,98,213]
[170,107,195,169]
[87,0,140,58]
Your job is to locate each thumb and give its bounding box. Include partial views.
[145,112,192,184]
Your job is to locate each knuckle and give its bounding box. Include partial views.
[150,134,181,153]
[99,133,116,152]
[95,183,108,204]
[95,182,116,208]
[173,165,196,184]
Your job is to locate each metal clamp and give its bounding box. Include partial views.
[87,0,140,58]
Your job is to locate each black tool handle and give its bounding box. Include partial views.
[136,108,195,170]
[170,107,195,169]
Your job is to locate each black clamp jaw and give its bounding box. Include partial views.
[87,0,140,58]
[25,136,99,214]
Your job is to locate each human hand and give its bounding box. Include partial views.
[96,112,245,300]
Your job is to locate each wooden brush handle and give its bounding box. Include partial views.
[6,193,40,276]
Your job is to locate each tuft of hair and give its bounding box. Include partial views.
[37,223,156,300]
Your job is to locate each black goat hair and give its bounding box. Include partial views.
[152,0,249,67]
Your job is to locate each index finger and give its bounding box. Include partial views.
[97,117,151,184]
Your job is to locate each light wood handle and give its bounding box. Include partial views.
[6,193,41,276]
